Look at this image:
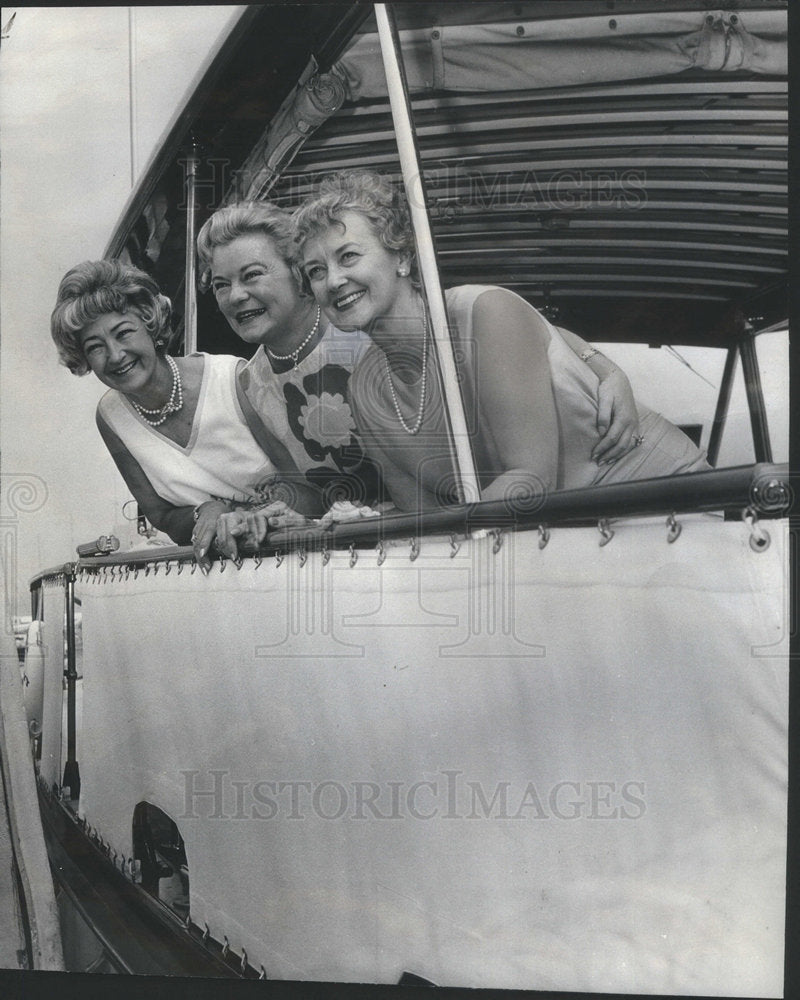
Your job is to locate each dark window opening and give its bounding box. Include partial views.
[132,802,189,919]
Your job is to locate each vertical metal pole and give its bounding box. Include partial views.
[739,334,773,463]
[62,570,80,800]
[706,345,737,467]
[374,4,481,503]
[128,6,137,187]
[183,141,200,355]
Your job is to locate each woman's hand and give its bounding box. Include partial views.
[191,499,234,572]
[592,368,641,464]
[214,502,309,559]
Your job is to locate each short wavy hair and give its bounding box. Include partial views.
[292,171,417,281]
[50,259,172,376]
[196,201,304,294]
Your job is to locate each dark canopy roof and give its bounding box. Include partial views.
[107,2,787,351]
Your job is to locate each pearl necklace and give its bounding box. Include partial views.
[267,306,322,369]
[384,303,429,436]
[131,355,183,427]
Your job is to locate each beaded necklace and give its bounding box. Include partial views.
[130,355,183,427]
[267,306,321,369]
[384,301,429,436]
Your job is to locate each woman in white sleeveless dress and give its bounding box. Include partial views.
[50,259,321,567]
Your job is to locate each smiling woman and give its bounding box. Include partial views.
[195,201,387,527]
[49,259,322,565]
[294,170,710,511]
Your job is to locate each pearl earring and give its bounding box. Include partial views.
[397,262,410,277]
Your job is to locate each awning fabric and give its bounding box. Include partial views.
[338,10,787,97]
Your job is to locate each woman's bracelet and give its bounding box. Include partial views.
[579,346,599,362]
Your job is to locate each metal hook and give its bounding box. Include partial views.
[598,519,615,546]
[376,541,386,566]
[349,542,358,567]
[538,524,550,549]
[743,506,771,552]
[275,550,284,568]
[218,558,226,573]
[164,560,172,575]
[490,529,503,554]
[409,537,419,562]
[240,950,248,974]
[253,554,262,570]
[222,936,229,959]
[449,534,461,558]
[202,923,210,943]
[322,547,331,566]
[259,966,267,980]
[176,561,184,575]
[298,548,307,568]
[666,512,682,544]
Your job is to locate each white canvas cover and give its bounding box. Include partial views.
[72,516,786,994]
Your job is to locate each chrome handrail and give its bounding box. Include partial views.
[34,463,788,583]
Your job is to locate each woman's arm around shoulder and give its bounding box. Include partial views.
[555,326,641,462]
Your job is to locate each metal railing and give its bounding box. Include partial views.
[28,463,788,585]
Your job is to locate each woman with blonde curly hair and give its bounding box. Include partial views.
[51,258,318,566]
[293,170,709,511]
[195,200,386,516]
[204,193,649,559]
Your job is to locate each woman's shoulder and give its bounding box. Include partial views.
[445,284,497,308]
[446,284,537,322]
[187,351,240,372]
[447,284,550,344]
[96,388,123,422]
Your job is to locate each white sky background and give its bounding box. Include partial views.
[0,6,244,614]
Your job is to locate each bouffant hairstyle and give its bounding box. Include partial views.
[195,201,304,294]
[50,259,172,376]
[292,171,417,281]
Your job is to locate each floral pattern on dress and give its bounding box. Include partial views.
[284,364,385,505]
[298,392,357,449]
